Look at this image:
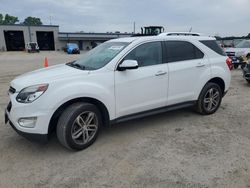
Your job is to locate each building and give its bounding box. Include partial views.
[0,24,59,51]
[0,24,132,51]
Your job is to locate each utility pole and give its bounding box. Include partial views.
[49,16,52,25]
[133,22,135,34]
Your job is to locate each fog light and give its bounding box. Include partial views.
[18,117,37,128]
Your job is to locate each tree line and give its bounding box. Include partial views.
[0,13,43,25]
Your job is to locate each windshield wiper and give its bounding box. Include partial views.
[66,61,85,70]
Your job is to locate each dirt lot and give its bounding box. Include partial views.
[0,51,250,188]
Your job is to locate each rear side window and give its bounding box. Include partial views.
[165,41,204,63]
[200,40,226,56]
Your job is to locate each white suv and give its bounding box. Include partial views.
[5,36,231,150]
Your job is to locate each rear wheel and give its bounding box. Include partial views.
[195,83,222,115]
[234,64,239,69]
[57,102,101,150]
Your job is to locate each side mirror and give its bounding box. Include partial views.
[118,60,138,71]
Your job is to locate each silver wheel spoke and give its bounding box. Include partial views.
[83,129,89,144]
[76,116,85,127]
[213,91,219,99]
[72,128,83,139]
[212,99,218,107]
[209,89,213,98]
[85,112,94,125]
[87,124,97,131]
[204,98,210,103]
[207,101,213,110]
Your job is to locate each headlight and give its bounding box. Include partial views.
[16,84,48,103]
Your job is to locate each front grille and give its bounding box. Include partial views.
[7,102,12,112]
[9,86,16,94]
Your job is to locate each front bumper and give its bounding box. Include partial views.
[5,109,48,143]
[4,91,53,143]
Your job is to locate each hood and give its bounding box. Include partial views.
[11,64,89,92]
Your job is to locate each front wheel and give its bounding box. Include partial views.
[195,83,222,115]
[57,102,101,150]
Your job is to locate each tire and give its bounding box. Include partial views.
[241,64,246,69]
[57,102,102,150]
[247,80,250,84]
[234,64,239,69]
[195,83,222,115]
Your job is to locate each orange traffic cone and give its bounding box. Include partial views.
[44,57,49,68]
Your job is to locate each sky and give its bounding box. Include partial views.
[0,0,249,37]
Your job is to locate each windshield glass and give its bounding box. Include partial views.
[72,42,129,70]
[236,40,250,48]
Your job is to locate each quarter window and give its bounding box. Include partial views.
[124,42,162,67]
[165,41,204,63]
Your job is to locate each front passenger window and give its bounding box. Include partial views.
[124,42,162,67]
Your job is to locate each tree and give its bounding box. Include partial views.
[0,14,19,25]
[23,16,42,26]
[0,14,3,24]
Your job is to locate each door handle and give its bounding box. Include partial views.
[196,62,205,67]
[155,71,167,76]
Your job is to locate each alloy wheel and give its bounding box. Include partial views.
[71,111,98,145]
[203,88,220,112]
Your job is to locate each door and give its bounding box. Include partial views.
[115,41,168,118]
[4,30,25,51]
[165,40,209,105]
[36,31,55,50]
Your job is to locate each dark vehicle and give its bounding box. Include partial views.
[65,43,80,54]
[243,61,250,84]
[133,26,164,36]
[26,42,39,53]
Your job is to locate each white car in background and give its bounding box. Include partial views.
[225,40,250,69]
[5,35,231,151]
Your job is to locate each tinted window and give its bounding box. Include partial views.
[165,41,204,63]
[124,42,162,67]
[200,40,226,56]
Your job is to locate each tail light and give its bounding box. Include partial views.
[226,57,233,70]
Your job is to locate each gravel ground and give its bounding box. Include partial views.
[0,51,250,188]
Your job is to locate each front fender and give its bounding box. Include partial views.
[38,81,115,120]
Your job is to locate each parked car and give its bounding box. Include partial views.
[65,43,80,54]
[26,42,39,53]
[243,60,250,84]
[225,39,250,69]
[5,35,231,150]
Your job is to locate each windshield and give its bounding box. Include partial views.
[236,40,250,48]
[72,42,129,70]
